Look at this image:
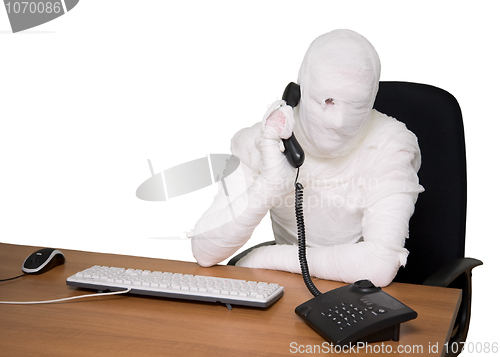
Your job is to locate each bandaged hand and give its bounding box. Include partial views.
[255,100,298,205]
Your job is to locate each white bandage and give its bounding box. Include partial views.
[190,29,423,287]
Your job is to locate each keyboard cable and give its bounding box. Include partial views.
[0,288,131,305]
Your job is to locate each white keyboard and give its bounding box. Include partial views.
[66,265,284,309]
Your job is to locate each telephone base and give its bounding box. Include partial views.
[295,280,417,347]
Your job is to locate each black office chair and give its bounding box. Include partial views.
[374,82,482,357]
[228,82,482,357]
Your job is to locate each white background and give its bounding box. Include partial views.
[1,1,498,354]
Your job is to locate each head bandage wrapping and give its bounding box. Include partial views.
[296,29,381,158]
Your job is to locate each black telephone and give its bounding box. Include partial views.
[295,280,418,346]
[281,82,417,346]
[281,82,305,169]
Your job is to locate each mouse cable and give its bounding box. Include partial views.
[0,273,27,282]
[0,288,131,305]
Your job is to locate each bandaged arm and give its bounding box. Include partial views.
[235,192,416,287]
[189,160,271,267]
[189,102,296,267]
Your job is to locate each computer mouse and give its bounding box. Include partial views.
[22,248,65,274]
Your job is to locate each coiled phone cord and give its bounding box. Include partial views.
[294,168,322,297]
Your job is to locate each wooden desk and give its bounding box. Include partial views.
[0,243,461,356]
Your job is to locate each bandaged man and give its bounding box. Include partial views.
[188,29,424,287]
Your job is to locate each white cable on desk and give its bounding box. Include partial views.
[0,288,131,305]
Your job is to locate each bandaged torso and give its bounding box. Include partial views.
[234,108,422,249]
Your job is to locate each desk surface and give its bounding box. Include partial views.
[0,243,461,356]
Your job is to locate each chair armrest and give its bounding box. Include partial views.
[227,241,276,266]
[423,257,482,357]
[423,257,483,287]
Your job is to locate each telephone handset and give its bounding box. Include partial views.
[281,82,305,168]
[281,82,418,346]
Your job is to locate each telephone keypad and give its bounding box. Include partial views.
[322,301,389,330]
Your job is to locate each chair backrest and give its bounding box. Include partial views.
[373,82,467,284]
